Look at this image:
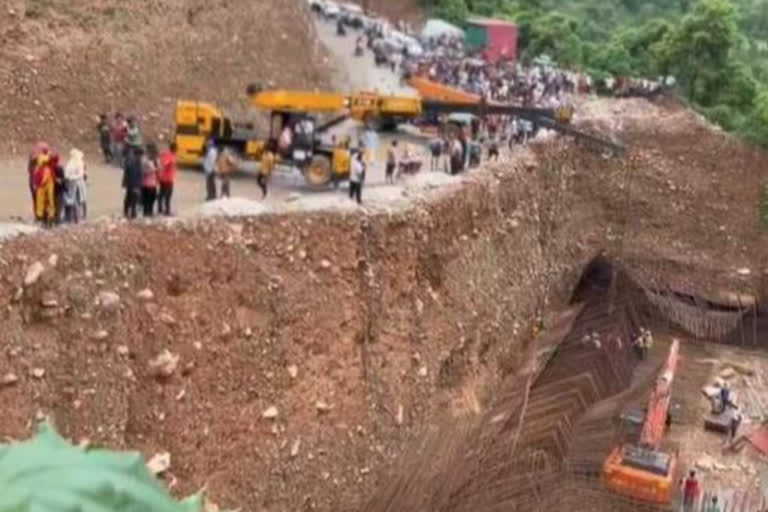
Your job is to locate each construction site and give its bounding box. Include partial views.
[1,1,768,512]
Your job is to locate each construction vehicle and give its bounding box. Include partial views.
[173,80,622,185]
[173,101,264,167]
[602,339,680,504]
[246,84,623,186]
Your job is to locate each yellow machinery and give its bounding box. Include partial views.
[602,339,679,504]
[173,83,621,186]
[173,101,264,167]
[247,87,425,185]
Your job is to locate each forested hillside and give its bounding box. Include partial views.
[427,0,768,144]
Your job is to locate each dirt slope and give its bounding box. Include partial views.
[1,97,767,511]
[0,0,332,154]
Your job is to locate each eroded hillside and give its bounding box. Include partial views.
[0,98,767,510]
[0,0,332,153]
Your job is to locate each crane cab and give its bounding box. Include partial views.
[267,110,350,186]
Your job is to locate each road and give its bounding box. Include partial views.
[0,14,437,223]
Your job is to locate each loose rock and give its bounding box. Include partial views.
[287,364,299,379]
[320,259,332,269]
[136,289,154,301]
[92,330,109,341]
[148,350,179,378]
[30,368,45,379]
[98,291,121,310]
[147,451,171,475]
[24,261,45,286]
[262,406,279,419]
[0,373,19,387]
[395,404,404,426]
[290,438,301,457]
[159,312,177,325]
[40,291,58,308]
[315,400,333,413]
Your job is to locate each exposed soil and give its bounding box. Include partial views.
[0,0,332,154]
[1,94,768,512]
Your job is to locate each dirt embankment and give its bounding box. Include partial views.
[0,0,332,155]
[1,98,768,511]
[0,157,595,510]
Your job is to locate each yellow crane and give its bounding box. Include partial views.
[173,83,623,186]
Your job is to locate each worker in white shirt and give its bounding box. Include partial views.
[349,150,365,205]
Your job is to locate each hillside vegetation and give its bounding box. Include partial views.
[428,0,768,145]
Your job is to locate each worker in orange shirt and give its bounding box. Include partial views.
[33,154,56,226]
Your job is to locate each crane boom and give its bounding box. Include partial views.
[247,87,625,155]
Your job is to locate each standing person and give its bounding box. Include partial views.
[488,136,500,161]
[126,116,143,149]
[705,496,721,512]
[203,139,218,201]
[157,142,177,215]
[51,153,65,224]
[97,114,113,163]
[28,142,49,219]
[122,146,142,219]
[140,144,159,217]
[63,148,87,224]
[385,140,398,184]
[682,470,699,512]
[33,154,56,227]
[348,150,365,205]
[216,146,237,198]
[429,137,442,172]
[729,408,742,441]
[258,142,276,199]
[112,113,128,167]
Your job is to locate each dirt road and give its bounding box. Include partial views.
[0,11,439,224]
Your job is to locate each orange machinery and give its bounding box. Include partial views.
[602,339,679,504]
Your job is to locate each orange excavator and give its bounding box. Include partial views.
[602,339,679,504]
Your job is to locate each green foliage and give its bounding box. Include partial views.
[429,0,768,147]
[0,422,203,512]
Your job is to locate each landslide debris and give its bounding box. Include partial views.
[0,0,332,154]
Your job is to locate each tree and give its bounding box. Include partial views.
[434,0,470,25]
[654,0,740,105]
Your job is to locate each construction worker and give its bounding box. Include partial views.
[258,142,276,199]
[33,154,56,226]
[729,408,742,440]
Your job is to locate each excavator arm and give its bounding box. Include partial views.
[640,339,679,449]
